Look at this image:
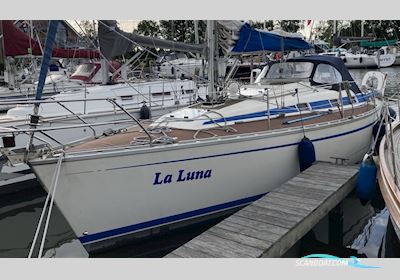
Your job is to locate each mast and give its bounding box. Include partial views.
[0,21,15,89]
[26,20,58,152]
[96,20,109,85]
[29,20,33,54]
[207,20,217,101]
[333,20,337,35]
[308,21,314,41]
[333,20,337,48]
[101,58,109,84]
[194,20,199,59]
[0,21,4,75]
[361,20,365,37]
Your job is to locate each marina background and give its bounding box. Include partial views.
[0,21,399,257]
[1,0,400,278]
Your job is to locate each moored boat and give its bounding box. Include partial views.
[377,116,400,243]
[26,55,385,251]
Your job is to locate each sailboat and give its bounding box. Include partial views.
[0,20,101,99]
[377,104,400,246]
[342,48,396,69]
[0,20,207,185]
[318,21,396,69]
[17,21,386,251]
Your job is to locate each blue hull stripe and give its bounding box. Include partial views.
[203,93,372,125]
[78,120,374,174]
[79,192,267,244]
[78,119,376,245]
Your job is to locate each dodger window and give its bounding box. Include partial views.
[313,63,342,84]
[262,62,313,84]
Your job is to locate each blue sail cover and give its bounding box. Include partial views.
[231,23,311,53]
[35,20,59,100]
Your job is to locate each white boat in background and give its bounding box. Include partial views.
[0,78,202,170]
[381,45,400,66]
[320,47,396,69]
[154,52,205,79]
[0,20,212,187]
[0,20,101,106]
[343,49,396,69]
[0,60,129,110]
[359,39,400,66]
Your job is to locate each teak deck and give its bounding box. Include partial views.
[165,162,358,258]
[68,104,373,152]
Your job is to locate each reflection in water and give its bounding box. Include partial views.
[0,183,393,258]
[0,68,399,258]
[0,184,82,258]
[385,218,400,257]
[293,191,389,258]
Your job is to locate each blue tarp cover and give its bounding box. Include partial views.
[231,23,311,53]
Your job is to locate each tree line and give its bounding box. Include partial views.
[133,20,400,44]
[134,20,303,43]
[316,20,400,44]
[75,20,400,59]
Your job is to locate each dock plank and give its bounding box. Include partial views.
[165,245,214,258]
[259,196,317,212]
[289,176,343,190]
[188,232,263,257]
[253,199,310,216]
[231,207,300,229]
[279,182,334,196]
[226,214,289,236]
[273,185,330,201]
[265,192,320,206]
[208,226,270,249]
[216,220,280,243]
[165,162,358,258]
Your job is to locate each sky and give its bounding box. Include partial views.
[68,20,139,33]
[115,20,139,32]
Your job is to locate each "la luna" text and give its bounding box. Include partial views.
[153,169,212,185]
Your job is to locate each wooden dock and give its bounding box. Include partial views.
[165,162,359,258]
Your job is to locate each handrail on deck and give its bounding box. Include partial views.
[106,98,153,146]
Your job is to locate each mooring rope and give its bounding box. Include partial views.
[28,152,64,258]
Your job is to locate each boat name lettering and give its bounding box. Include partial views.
[153,169,212,185]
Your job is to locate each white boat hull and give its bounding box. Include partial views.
[30,105,380,249]
[394,56,400,66]
[0,80,204,150]
[1,105,174,151]
[344,53,396,68]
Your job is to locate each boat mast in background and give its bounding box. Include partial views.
[0,21,4,75]
[207,20,217,101]
[361,20,365,38]
[194,20,199,59]
[333,20,337,48]
[26,20,59,152]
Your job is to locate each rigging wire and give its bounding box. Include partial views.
[75,20,219,106]
[97,20,211,84]
[74,20,164,107]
